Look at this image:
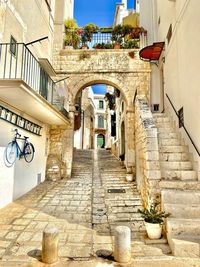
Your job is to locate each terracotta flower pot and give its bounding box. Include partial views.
[114,43,121,49]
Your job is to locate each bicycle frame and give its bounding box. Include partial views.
[12,131,29,158]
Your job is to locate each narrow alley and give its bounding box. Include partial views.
[0,149,171,265]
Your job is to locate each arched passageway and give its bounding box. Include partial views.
[47,49,151,181]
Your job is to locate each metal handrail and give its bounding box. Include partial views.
[166,93,200,156]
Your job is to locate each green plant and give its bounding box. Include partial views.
[122,24,133,38]
[64,18,78,29]
[124,39,139,49]
[112,25,123,44]
[100,27,113,33]
[81,23,99,45]
[104,43,113,49]
[138,204,170,224]
[64,19,80,48]
[105,93,115,110]
[93,43,113,49]
[79,52,91,60]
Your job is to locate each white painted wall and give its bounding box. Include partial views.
[139,0,158,45]
[157,0,200,175]
[74,127,82,149]
[0,147,14,208]
[0,109,48,207]
[141,0,200,175]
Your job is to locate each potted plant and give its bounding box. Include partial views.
[138,203,170,239]
[80,23,98,49]
[124,39,139,49]
[64,19,80,49]
[112,25,123,49]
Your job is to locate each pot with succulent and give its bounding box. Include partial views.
[138,203,170,239]
[64,18,80,49]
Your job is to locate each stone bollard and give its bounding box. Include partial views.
[114,226,131,263]
[42,227,59,264]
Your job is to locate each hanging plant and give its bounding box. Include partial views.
[105,93,115,110]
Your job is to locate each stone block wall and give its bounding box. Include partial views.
[46,124,74,181]
[135,96,161,207]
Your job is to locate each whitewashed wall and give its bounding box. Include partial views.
[0,111,48,208]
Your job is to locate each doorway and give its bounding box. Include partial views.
[97,134,105,148]
[120,121,125,160]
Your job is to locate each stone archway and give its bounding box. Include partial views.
[48,49,151,180]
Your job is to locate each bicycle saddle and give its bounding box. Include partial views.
[24,136,29,139]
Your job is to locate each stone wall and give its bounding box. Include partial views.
[135,96,161,207]
[53,49,151,106]
[52,48,151,179]
[46,124,74,181]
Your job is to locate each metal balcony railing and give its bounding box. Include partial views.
[0,43,68,117]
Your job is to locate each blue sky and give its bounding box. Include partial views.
[75,0,135,94]
[92,84,107,95]
[74,0,135,27]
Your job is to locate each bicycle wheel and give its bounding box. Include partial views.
[4,142,18,166]
[24,143,35,163]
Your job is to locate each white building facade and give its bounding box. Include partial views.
[0,0,74,208]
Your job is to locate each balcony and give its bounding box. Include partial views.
[0,43,69,125]
[64,26,147,50]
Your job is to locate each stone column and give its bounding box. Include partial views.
[42,227,59,264]
[125,106,136,179]
[114,226,131,263]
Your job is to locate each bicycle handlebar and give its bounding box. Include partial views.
[14,129,21,137]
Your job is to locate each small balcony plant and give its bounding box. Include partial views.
[138,203,170,239]
[112,25,123,49]
[80,23,99,49]
[64,18,80,49]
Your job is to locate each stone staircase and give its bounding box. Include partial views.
[95,150,145,239]
[153,113,200,257]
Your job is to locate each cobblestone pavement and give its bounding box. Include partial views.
[0,149,171,266]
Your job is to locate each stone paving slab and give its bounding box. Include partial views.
[0,149,173,265]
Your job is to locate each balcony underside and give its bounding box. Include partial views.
[0,80,70,125]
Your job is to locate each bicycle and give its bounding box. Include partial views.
[4,129,35,167]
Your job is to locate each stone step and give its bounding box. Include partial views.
[157,128,177,134]
[160,161,193,170]
[166,218,200,257]
[160,145,188,153]
[156,122,173,128]
[158,132,180,139]
[161,170,197,180]
[154,117,171,123]
[153,113,168,117]
[159,139,181,146]
[162,189,200,204]
[163,203,200,218]
[160,180,200,190]
[167,218,200,236]
[160,152,190,161]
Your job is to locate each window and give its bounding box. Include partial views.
[98,115,104,128]
[167,24,172,44]
[99,100,104,109]
[10,36,17,56]
[153,104,159,112]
